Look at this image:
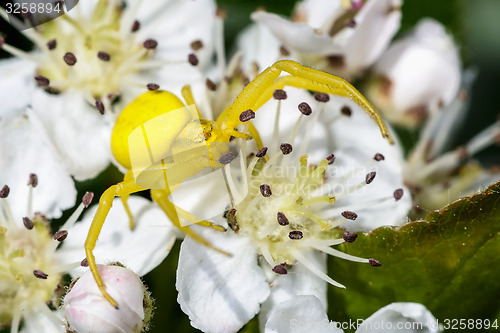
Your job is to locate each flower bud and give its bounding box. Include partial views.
[366,18,461,127]
[64,264,152,333]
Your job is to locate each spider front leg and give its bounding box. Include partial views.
[218,60,393,144]
[84,179,145,308]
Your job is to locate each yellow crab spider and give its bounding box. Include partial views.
[84,60,394,308]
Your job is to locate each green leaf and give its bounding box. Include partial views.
[328,180,500,326]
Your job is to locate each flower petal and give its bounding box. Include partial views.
[20,308,65,333]
[0,110,76,220]
[356,302,438,333]
[252,11,341,55]
[57,196,176,277]
[29,89,112,181]
[264,295,343,333]
[176,227,270,333]
[259,251,327,332]
[0,58,37,114]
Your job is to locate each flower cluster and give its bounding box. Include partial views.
[0,0,498,332]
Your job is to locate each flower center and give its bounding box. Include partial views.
[0,216,60,326]
[35,0,150,100]
[232,150,336,266]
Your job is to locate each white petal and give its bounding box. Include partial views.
[29,89,112,181]
[136,0,216,66]
[237,22,288,77]
[252,11,341,55]
[0,110,76,220]
[20,308,65,333]
[176,227,270,333]
[356,302,438,333]
[341,0,401,72]
[57,196,176,277]
[265,295,343,333]
[297,0,343,30]
[373,18,461,118]
[0,58,37,113]
[259,251,327,332]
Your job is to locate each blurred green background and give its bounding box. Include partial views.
[1,0,499,332]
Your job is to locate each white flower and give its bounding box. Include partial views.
[366,18,461,127]
[265,296,439,333]
[0,180,173,333]
[64,264,153,333]
[174,87,411,332]
[0,0,217,180]
[404,71,500,211]
[250,0,402,78]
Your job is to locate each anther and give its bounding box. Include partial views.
[373,153,385,161]
[343,231,358,243]
[326,154,335,165]
[280,143,293,155]
[147,83,160,91]
[81,258,89,267]
[341,211,358,220]
[346,19,356,28]
[456,146,469,161]
[256,147,268,158]
[63,52,77,66]
[34,75,50,87]
[365,172,376,184]
[260,184,272,197]
[239,109,255,122]
[273,89,287,100]
[277,212,289,226]
[53,230,68,242]
[82,192,94,208]
[97,51,111,61]
[272,265,288,274]
[188,53,199,66]
[369,258,382,267]
[298,102,312,116]
[218,152,235,165]
[341,105,352,117]
[143,39,158,49]
[23,217,34,230]
[28,173,38,187]
[393,188,404,201]
[0,185,10,198]
[279,45,290,56]
[288,230,303,240]
[95,100,105,114]
[327,55,346,69]
[33,269,48,279]
[206,78,217,91]
[224,208,239,232]
[190,40,204,51]
[131,20,140,32]
[314,92,330,102]
[216,7,227,19]
[46,39,57,50]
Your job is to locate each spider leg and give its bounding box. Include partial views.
[151,188,231,257]
[218,60,393,144]
[84,179,146,308]
[120,169,136,230]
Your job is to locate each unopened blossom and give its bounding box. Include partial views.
[366,18,461,127]
[250,0,402,78]
[174,87,411,332]
[64,264,153,333]
[0,0,217,180]
[0,175,173,333]
[265,296,439,333]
